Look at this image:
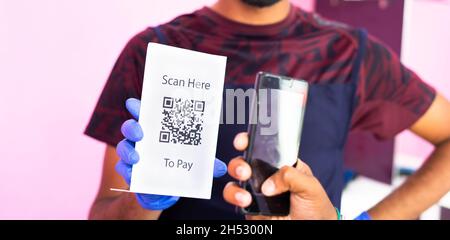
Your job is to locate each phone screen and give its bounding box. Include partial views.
[243,73,308,216]
[250,88,305,192]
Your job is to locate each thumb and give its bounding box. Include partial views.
[213,158,227,178]
[261,166,317,197]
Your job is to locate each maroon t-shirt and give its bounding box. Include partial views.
[85,6,435,219]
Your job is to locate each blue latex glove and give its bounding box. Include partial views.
[116,98,227,211]
[354,211,372,220]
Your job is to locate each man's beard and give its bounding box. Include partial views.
[241,0,281,8]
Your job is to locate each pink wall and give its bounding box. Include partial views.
[396,0,450,162]
[0,0,314,220]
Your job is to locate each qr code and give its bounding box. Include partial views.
[159,97,205,145]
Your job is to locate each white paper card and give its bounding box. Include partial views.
[130,43,227,199]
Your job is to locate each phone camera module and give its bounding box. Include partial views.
[264,76,280,88]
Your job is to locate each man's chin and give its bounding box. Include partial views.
[240,0,281,8]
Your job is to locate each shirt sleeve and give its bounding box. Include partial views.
[84,29,155,146]
[350,34,436,140]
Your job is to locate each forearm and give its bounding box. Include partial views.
[368,138,450,220]
[89,193,162,220]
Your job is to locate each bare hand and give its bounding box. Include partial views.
[223,133,338,220]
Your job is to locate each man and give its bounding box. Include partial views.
[86,0,450,219]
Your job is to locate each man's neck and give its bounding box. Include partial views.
[210,0,291,25]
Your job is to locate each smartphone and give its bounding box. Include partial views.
[241,72,308,216]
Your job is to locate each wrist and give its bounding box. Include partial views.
[335,207,342,220]
[324,205,340,220]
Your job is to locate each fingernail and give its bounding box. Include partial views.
[235,192,250,205]
[236,166,246,177]
[129,151,139,164]
[236,137,244,146]
[262,179,275,195]
[216,159,226,171]
[214,159,227,177]
[132,124,143,139]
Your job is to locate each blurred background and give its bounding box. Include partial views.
[0,0,449,219]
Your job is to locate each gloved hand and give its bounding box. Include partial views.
[116,98,227,211]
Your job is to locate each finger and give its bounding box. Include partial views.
[121,119,143,142]
[116,139,140,165]
[115,160,132,185]
[261,166,316,197]
[295,159,313,176]
[233,132,248,151]
[126,98,141,120]
[227,157,252,181]
[223,182,252,208]
[136,194,180,211]
[213,158,227,178]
